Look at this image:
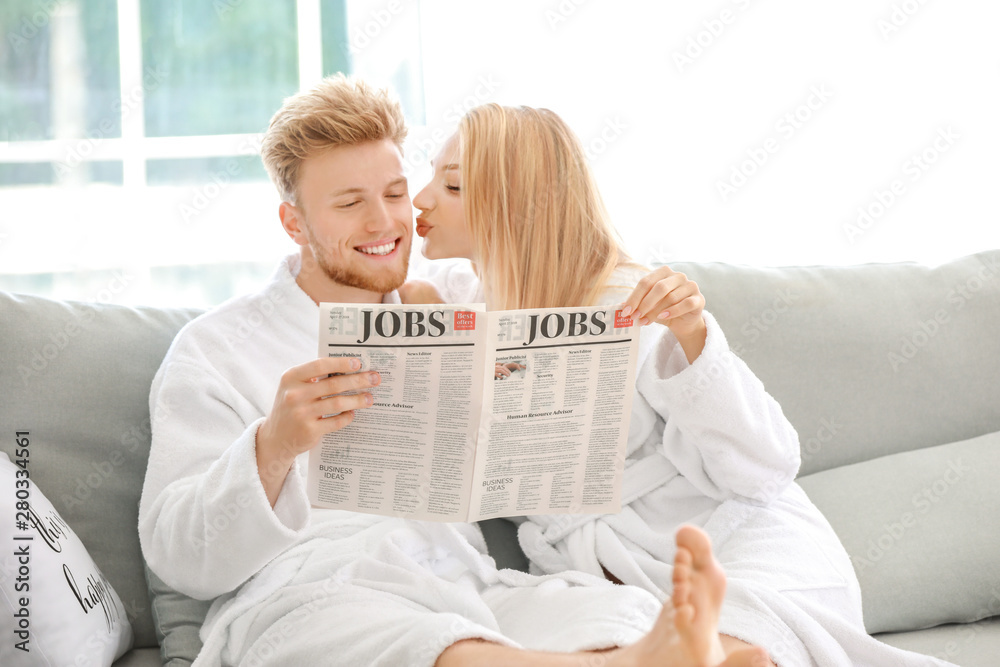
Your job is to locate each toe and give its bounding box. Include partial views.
[673,548,692,607]
[676,525,713,569]
[673,601,695,635]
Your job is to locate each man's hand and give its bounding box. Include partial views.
[255,357,380,506]
[398,279,444,304]
[619,266,708,364]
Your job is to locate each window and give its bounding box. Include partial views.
[0,0,424,307]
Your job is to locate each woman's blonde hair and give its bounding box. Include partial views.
[261,73,407,204]
[459,104,633,310]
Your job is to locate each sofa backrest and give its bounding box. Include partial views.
[2,250,998,648]
[672,250,1000,476]
[0,292,201,649]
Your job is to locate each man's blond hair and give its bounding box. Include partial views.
[261,73,407,204]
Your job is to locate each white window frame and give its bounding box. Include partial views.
[0,0,325,189]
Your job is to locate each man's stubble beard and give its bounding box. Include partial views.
[305,235,410,295]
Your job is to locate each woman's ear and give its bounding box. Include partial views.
[279,201,308,246]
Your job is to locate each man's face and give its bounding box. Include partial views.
[291,139,412,296]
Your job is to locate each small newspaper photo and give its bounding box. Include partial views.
[306,302,641,522]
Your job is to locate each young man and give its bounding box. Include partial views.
[137,74,766,667]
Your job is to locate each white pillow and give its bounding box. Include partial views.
[0,451,133,665]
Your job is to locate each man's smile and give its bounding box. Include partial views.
[356,238,402,257]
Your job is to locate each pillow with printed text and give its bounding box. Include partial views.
[0,451,133,666]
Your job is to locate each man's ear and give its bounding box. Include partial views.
[279,201,308,246]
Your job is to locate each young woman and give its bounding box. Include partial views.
[410,103,954,667]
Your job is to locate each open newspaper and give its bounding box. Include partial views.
[306,302,640,521]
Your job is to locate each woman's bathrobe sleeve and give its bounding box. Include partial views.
[138,334,311,601]
[634,310,801,505]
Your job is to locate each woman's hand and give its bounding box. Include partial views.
[619,265,707,363]
[398,279,444,304]
[494,362,525,379]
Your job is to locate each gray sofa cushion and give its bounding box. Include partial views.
[0,292,200,650]
[110,648,164,667]
[145,565,213,666]
[798,431,1000,634]
[0,293,539,667]
[673,250,1000,476]
[479,517,530,572]
[0,291,537,667]
[876,617,1000,667]
[4,249,999,662]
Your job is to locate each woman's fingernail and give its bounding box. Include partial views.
[366,393,374,405]
[369,372,380,385]
[620,305,633,318]
[657,310,670,320]
[351,358,361,370]
[639,317,650,326]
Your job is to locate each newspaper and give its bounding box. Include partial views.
[306,302,641,522]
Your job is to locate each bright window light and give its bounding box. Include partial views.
[2,1,998,307]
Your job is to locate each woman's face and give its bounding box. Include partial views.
[413,133,475,261]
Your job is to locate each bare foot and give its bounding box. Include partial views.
[672,525,727,665]
[609,525,772,667]
[438,526,771,667]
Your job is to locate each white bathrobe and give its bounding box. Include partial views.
[426,260,955,667]
[137,255,663,667]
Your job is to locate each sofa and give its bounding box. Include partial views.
[1,250,998,666]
